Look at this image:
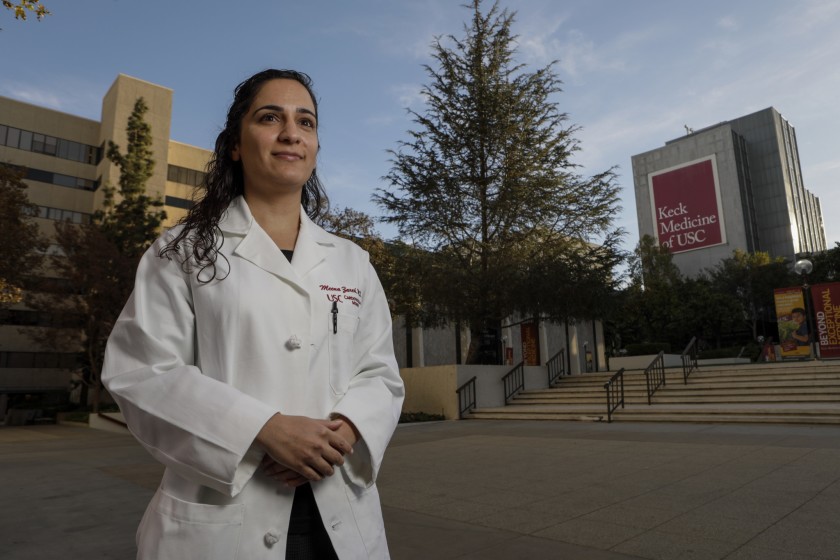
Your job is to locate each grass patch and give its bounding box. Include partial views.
[399,411,445,423]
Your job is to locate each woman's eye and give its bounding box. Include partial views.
[260,113,278,122]
[300,118,315,128]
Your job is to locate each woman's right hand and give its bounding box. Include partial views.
[255,413,352,482]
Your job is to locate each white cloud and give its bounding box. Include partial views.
[778,0,840,34]
[389,83,426,110]
[1,84,65,110]
[716,15,738,31]
[364,114,397,127]
[0,80,102,119]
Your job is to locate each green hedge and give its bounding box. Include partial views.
[698,343,761,362]
[399,411,445,423]
[624,342,672,356]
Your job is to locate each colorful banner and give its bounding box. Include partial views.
[774,287,811,358]
[811,282,840,359]
[648,155,726,254]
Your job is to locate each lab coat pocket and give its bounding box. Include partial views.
[328,312,360,395]
[345,484,388,559]
[138,489,245,560]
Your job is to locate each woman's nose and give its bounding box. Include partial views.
[277,118,300,143]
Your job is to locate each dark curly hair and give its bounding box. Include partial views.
[160,69,328,280]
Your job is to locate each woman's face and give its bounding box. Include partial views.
[232,78,318,199]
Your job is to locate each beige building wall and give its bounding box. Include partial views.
[0,97,100,239]
[165,140,211,226]
[1,74,210,402]
[96,75,173,209]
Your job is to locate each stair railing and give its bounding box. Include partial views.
[644,351,666,405]
[456,376,477,419]
[502,361,525,404]
[546,349,567,386]
[681,336,699,384]
[604,368,626,423]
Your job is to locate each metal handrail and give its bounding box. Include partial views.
[546,349,567,386]
[644,351,666,405]
[456,376,477,419]
[604,368,626,423]
[502,361,525,404]
[681,336,699,384]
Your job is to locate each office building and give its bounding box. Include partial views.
[0,75,212,414]
[631,107,826,277]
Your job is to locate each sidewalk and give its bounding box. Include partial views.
[2,420,839,559]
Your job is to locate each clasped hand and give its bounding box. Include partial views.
[256,413,357,488]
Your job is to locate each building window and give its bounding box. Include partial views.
[6,127,20,147]
[19,130,33,151]
[16,165,98,192]
[0,123,101,165]
[34,205,91,224]
[167,164,206,187]
[165,195,194,210]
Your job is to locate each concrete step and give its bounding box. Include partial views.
[468,403,840,424]
[469,361,840,426]
[553,370,840,386]
[516,383,840,401]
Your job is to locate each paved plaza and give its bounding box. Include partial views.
[2,419,840,559]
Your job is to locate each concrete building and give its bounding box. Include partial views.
[631,107,826,277]
[1,75,210,416]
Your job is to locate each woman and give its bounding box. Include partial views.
[102,69,404,559]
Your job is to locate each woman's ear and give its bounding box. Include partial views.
[231,144,240,161]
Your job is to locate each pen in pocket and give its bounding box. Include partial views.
[332,301,338,334]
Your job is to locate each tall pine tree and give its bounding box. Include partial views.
[376,0,624,363]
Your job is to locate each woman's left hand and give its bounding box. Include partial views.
[260,454,309,488]
[260,416,360,487]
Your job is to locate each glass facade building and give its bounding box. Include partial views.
[631,107,826,277]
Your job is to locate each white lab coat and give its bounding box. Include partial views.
[102,196,405,559]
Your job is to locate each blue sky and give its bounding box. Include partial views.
[2,0,838,253]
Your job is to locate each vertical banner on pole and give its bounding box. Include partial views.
[774,287,811,358]
[811,282,840,359]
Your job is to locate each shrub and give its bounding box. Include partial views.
[624,342,672,356]
[399,411,445,423]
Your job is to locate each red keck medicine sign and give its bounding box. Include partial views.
[648,156,727,254]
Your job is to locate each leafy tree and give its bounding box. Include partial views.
[317,206,434,325]
[0,165,46,306]
[612,235,685,348]
[707,249,794,341]
[27,98,165,410]
[317,206,389,271]
[99,98,165,259]
[376,0,624,363]
[2,0,49,22]
[809,242,840,285]
[680,275,741,349]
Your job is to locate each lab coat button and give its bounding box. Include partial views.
[264,531,280,547]
[331,520,342,531]
[286,335,302,350]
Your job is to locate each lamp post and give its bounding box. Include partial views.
[794,258,815,358]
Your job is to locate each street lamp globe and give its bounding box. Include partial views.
[794,259,813,277]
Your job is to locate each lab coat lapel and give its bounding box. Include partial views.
[220,197,303,291]
[220,197,331,290]
[292,212,331,279]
